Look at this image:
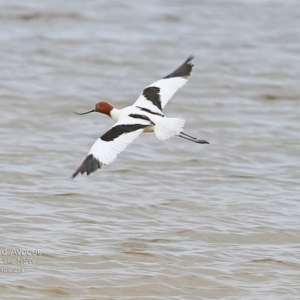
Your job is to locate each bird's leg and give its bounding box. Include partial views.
[177,132,209,144]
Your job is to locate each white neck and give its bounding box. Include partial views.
[110,108,121,122]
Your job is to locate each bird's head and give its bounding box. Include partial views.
[74,101,113,116]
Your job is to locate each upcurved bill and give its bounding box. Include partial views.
[73,109,95,115]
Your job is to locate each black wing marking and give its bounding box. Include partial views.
[101,123,149,142]
[142,86,162,111]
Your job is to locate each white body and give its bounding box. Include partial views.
[110,105,185,139]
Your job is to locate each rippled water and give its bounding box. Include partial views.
[1,0,300,299]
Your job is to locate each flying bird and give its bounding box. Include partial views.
[72,55,209,179]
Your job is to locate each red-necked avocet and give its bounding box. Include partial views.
[72,55,209,179]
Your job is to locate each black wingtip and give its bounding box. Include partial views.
[163,55,195,79]
[187,54,195,62]
[72,154,102,179]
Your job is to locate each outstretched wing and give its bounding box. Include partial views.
[133,55,194,116]
[72,115,153,178]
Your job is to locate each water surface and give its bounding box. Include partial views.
[1,1,300,299]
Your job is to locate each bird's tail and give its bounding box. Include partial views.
[154,117,185,140]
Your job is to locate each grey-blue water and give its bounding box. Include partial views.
[1,1,300,299]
